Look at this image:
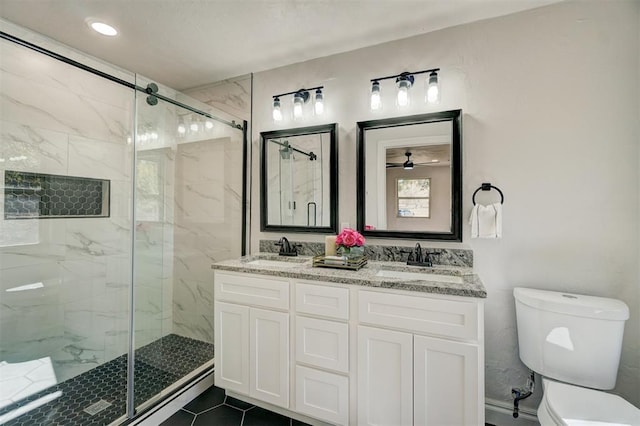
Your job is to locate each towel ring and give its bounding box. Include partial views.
[472,182,504,205]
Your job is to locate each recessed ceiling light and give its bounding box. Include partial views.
[88,21,118,36]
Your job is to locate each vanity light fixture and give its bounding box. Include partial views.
[314,88,324,115]
[369,68,440,110]
[426,71,440,104]
[177,119,186,136]
[271,86,325,121]
[272,97,283,121]
[370,81,382,110]
[396,73,413,107]
[292,91,307,119]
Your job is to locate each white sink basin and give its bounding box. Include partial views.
[246,259,301,268]
[375,269,463,284]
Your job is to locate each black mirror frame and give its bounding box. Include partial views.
[260,123,339,234]
[356,110,462,241]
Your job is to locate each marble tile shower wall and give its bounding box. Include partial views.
[172,136,244,343]
[0,36,167,383]
[178,77,250,344]
[133,148,175,351]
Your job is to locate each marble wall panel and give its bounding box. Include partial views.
[0,263,63,352]
[68,136,131,181]
[172,309,214,344]
[183,76,251,122]
[172,136,243,343]
[1,70,131,144]
[0,121,69,175]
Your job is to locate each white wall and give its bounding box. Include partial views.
[251,0,640,409]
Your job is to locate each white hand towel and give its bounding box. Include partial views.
[469,202,502,238]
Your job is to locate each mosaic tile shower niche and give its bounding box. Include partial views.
[4,170,110,219]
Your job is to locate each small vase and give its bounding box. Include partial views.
[338,245,365,259]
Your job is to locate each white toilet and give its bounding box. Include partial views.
[513,287,640,425]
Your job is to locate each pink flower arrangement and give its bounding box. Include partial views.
[336,228,365,248]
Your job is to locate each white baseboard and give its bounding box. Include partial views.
[485,398,539,426]
[126,374,539,426]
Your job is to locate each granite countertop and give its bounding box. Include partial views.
[211,253,486,298]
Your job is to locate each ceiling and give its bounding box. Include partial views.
[0,0,560,91]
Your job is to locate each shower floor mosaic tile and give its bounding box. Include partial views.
[0,334,213,426]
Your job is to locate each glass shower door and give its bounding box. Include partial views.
[132,77,244,412]
[0,34,134,425]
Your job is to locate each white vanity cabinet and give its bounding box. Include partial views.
[293,281,351,425]
[214,272,290,408]
[213,269,484,426]
[357,290,484,426]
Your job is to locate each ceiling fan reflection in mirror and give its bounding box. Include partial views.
[386,151,440,169]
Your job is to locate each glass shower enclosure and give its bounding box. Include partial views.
[0,22,245,425]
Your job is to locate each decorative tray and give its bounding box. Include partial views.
[312,255,368,271]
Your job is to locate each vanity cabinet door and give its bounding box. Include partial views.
[250,308,290,408]
[357,325,413,426]
[414,335,482,426]
[214,302,250,395]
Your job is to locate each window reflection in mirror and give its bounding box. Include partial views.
[396,178,431,219]
[357,110,461,241]
[261,124,338,233]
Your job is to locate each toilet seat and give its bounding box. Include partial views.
[542,379,640,425]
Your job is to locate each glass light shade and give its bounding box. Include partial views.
[205,120,214,129]
[314,89,324,115]
[370,81,381,110]
[426,71,440,104]
[177,123,186,134]
[397,80,410,107]
[272,98,283,121]
[293,94,304,119]
[189,122,199,132]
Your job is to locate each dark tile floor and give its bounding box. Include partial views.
[2,334,213,426]
[161,385,310,426]
[162,385,499,426]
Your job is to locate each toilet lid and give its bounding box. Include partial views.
[545,380,640,425]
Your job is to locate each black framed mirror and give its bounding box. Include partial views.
[357,110,462,241]
[260,123,338,234]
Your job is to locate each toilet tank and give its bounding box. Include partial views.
[513,287,629,390]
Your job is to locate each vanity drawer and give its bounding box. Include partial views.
[296,316,349,373]
[295,282,349,320]
[358,290,480,341]
[295,365,349,426]
[214,271,289,310]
